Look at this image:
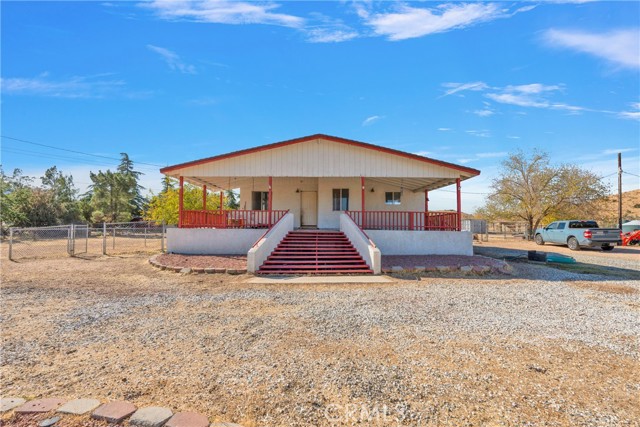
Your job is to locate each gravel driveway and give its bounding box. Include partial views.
[1,254,638,426]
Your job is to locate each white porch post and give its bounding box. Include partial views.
[178,176,184,228]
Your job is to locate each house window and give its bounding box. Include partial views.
[252,191,269,210]
[385,192,401,205]
[332,189,349,211]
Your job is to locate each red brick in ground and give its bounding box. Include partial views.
[14,398,66,414]
[91,401,136,423]
[382,255,501,269]
[165,412,209,427]
[156,254,247,269]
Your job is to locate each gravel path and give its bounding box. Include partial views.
[1,255,638,426]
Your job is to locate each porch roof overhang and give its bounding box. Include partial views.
[161,134,480,192]
[180,176,461,193]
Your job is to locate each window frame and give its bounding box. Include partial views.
[251,191,269,211]
[384,191,402,205]
[332,188,350,211]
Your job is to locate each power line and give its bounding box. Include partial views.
[1,135,165,168]
[623,171,640,178]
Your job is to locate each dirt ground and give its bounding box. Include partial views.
[1,249,638,426]
[475,237,640,262]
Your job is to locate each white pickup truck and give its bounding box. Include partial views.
[534,220,622,251]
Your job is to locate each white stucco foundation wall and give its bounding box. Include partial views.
[167,227,264,255]
[340,214,381,274]
[247,213,294,273]
[367,230,473,256]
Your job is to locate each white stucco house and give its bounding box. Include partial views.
[160,134,480,274]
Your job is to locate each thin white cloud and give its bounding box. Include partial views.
[543,28,640,69]
[362,115,383,126]
[618,102,640,121]
[143,0,304,28]
[306,27,358,43]
[507,135,521,139]
[603,148,636,155]
[441,81,489,97]
[366,3,507,41]
[466,130,491,138]
[0,73,128,98]
[437,127,453,131]
[147,45,196,74]
[457,158,476,164]
[476,151,507,158]
[473,108,494,117]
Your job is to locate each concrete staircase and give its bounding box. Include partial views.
[256,230,373,275]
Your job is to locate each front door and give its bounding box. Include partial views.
[301,191,317,227]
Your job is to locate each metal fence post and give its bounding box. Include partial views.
[8,227,13,260]
[69,224,76,256]
[144,226,147,247]
[113,226,116,250]
[161,221,166,253]
[102,222,107,255]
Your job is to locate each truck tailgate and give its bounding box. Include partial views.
[589,229,621,243]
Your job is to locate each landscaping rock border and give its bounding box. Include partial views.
[381,259,513,275]
[1,396,243,427]
[149,255,247,275]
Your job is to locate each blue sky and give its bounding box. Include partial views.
[2,0,639,211]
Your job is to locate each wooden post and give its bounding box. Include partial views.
[424,190,429,230]
[219,191,223,211]
[456,178,462,231]
[202,185,207,210]
[361,176,366,229]
[268,176,273,227]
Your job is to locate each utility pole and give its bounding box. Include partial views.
[618,152,623,230]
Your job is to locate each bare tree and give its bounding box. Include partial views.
[476,150,608,238]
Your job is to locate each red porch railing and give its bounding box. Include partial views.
[181,210,288,229]
[346,211,459,231]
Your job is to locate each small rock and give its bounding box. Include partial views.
[39,416,61,427]
[414,266,426,272]
[436,266,450,273]
[180,267,192,275]
[391,266,403,272]
[227,269,239,275]
[204,268,216,274]
[214,268,227,274]
[460,266,473,274]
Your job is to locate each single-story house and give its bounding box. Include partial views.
[160,134,480,274]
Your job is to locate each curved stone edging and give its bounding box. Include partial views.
[149,255,248,275]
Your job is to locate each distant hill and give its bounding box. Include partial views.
[595,189,640,226]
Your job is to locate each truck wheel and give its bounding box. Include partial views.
[567,237,580,251]
[601,245,614,251]
[534,234,545,245]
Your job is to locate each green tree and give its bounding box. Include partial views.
[476,150,608,238]
[225,189,239,209]
[145,183,220,225]
[117,153,147,217]
[89,170,132,222]
[41,166,81,223]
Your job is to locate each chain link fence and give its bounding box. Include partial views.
[7,221,165,260]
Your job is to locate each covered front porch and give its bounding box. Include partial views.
[177,175,463,232]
